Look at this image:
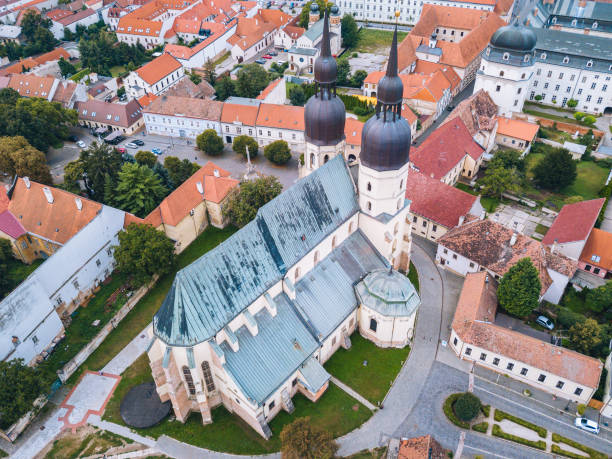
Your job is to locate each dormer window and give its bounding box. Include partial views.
[106,114,112,120]
[486,47,490,56]
[591,254,601,262]
[587,60,593,68]
[552,16,557,24]
[563,56,569,64]
[540,53,546,59]
[91,112,96,117]
[502,52,509,61]
[571,19,577,26]
[592,22,598,29]
[524,54,530,62]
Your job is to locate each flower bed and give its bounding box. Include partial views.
[442,393,469,429]
[551,434,607,459]
[493,409,546,438]
[472,422,488,433]
[491,425,546,450]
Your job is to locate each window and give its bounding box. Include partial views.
[585,265,592,271]
[367,202,372,211]
[432,224,437,232]
[413,216,417,223]
[591,83,596,90]
[502,53,508,61]
[520,368,528,376]
[96,259,101,267]
[586,60,593,68]
[538,374,546,382]
[469,262,475,268]
[517,88,522,94]
[574,387,582,396]
[465,347,472,356]
[182,366,195,395]
[541,53,547,60]
[367,182,371,191]
[201,361,215,392]
[443,248,448,254]
[332,236,337,249]
[453,337,458,346]
[593,267,601,274]
[294,267,300,281]
[587,95,592,102]
[369,318,377,332]
[422,221,427,228]
[32,335,39,344]
[72,279,79,289]
[555,85,560,91]
[566,86,571,93]
[292,378,298,387]
[544,83,549,89]
[479,353,486,361]
[452,254,457,260]
[570,74,575,81]
[507,362,514,370]
[492,357,500,366]
[556,381,564,389]
[495,85,501,92]
[268,400,275,410]
[547,70,552,77]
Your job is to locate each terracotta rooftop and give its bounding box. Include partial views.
[4,177,101,244]
[221,102,260,126]
[438,219,578,294]
[398,435,448,459]
[496,116,539,142]
[344,117,363,146]
[542,199,605,246]
[0,57,38,76]
[46,7,95,25]
[255,103,304,131]
[51,80,77,107]
[442,89,498,136]
[256,78,282,100]
[493,0,515,15]
[453,272,603,389]
[143,95,222,120]
[137,93,157,107]
[410,117,483,179]
[75,99,143,128]
[8,74,55,98]
[405,169,478,228]
[33,47,70,65]
[144,162,238,227]
[413,60,461,91]
[228,10,289,50]
[163,77,215,99]
[282,24,305,40]
[365,70,453,102]
[165,22,229,60]
[579,228,612,271]
[135,53,182,85]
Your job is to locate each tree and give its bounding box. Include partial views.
[189,71,202,85]
[583,115,596,126]
[214,76,235,101]
[0,359,50,429]
[478,164,521,199]
[78,142,123,202]
[117,86,126,98]
[341,14,359,48]
[567,99,578,108]
[197,129,224,156]
[280,417,338,459]
[497,258,541,318]
[112,163,168,217]
[164,156,199,186]
[113,223,176,287]
[224,176,282,228]
[532,148,577,191]
[134,150,157,168]
[351,69,368,88]
[289,85,306,106]
[232,135,259,159]
[454,393,481,422]
[0,239,14,298]
[337,59,350,86]
[0,136,52,184]
[489,149,525,172]
[203,59,216,85]
[58,57,76,78]
[235,64,269,98]
[264,140,291,165]
[62,159,84,193]
[568,318,601,355]
[574,112,585,121]
[586,282,612,314]
[534,94,543,101]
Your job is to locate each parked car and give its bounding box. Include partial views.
[76,140,87,148]
[116,147,126,153]
[574,417,599,434]
[132,139,145,146]
[446,104,455,111]
[104,135,125,145]
[68,135,78,142]
[255,58,266,64]
[125,142,139,149]
[262,54,272,59]
[269,50,278,56]
[152,147,163,155]
[535,315,554,330]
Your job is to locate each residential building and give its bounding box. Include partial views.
[143,95,223,138]
[8,74,58,101]
[542,198,605,260]
[75,98,144,134]
[46,7,98,39]
[395,434,449,459]
[256,78,285,104]
[534,0,612,39]
[436,218,578,304]
[255,102,305,151]
[495,116,539,154]
[579,228,612,279]
[410,116,485,184]
[0,47,72,77]
[0,24,21,43]
[397,5,506,89]
[274,24,304,50]
[146,19,416,437]
[164,22,237,69]
[163,76,214,99]
[405,169,483,242]
[144,162,239,251]
[450,272,603,404]
[344,117,363,162]
[125,53,184,99]
[228,9,291,63]
[220,97,260,144]
[563,141,587,160]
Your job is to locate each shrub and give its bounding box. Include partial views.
[551,433,607,459]
[232,135,258,159]
[574,112,585,121]
[577,404,586,415]
[567,99,578,108]
[481,404,490,417]
[493,409,546,438]
[492,425,546,450]
[196,129,224,156]
[442,393,469,428]
[264,140,291,165]
[583,115,596,126]
[352,52,358,58]
[534,94,543,101]
[472,422,488,433]
[454,392,481,422]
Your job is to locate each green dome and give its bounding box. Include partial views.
[355,268,420,317]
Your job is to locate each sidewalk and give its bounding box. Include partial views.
[330,377,377,410]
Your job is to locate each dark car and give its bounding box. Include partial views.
[446,104,455,111]
[132,139,145,146]
[269,50,278,56]
[68,135,79,142]
[255,58,266,64]
[104,135,126,145]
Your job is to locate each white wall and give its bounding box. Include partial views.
[145,113,221,138]
[541,268,569,305]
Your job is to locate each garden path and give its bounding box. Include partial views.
[329,377,377,410]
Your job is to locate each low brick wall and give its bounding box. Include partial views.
[532,116,604,138]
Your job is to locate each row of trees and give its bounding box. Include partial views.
[214,64,272,101]
[78,28,149,76]
[196,130,292,165]
[0,11,57,61]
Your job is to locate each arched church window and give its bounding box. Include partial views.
[324,154,329,163]
[502,53,509,61]
[367,182,372,191]
[309,153,315,168]
[201,361,215,392]
[521,73,526,79]
[369,318,377,332]
[399,179,403,190]
[397,198,402,210]
[499,70,504,76]
[348,154,356,162]
[182,366,195,395]
[394,222,399,235]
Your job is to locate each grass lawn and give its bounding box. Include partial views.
[66,226,236,385]
[523,109,593,128]
[110,65,126,77]
[535,223,549,235]
[4,258,42,292]
[351,28,408,54]
[103,352,371,454]
[212,51,230,66]
[538,126,574,144]
[44,427,129,459]
[407,261,419,293]
[324,333,410,405]
[455,183,499,213]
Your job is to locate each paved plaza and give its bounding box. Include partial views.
[489,203,555,237]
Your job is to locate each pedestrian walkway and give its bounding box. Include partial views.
[88,415,156,448]
[330,377,377,410]
[103,325,152,375]
[155,435,280,459]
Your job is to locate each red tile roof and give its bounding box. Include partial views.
[442,89,497,136]
[8,74,55,98]
[221,102,260,126]
[256,78,282,100]
[135,53,182,85]
[405,169,478,228]
[542,198,605,245]
[579,228,612,271]
[496,116,539,142]
[398,435,448,459]
[256,103,304,131]
[137,93,158,107]
[0,209,26,239]
[344,117,363,146]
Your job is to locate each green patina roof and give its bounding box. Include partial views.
[355,268,420,317]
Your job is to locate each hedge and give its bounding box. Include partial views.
[481,404,490,417]
[493,409,547,438]
[551,433,607,459]
[472,422,488,433]
[492,425,546,450]
[70,68,90,82]
[442,393,469,429]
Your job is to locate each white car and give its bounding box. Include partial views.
[125,142,139,149]
[76,140,87,148]
[536,315,554,330]
[574,417,600,434]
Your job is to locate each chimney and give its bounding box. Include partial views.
[480,210,486,220]
[551,238,558,254]
[23,177,30,189]
[213,169,220,177]
[429,33,437,49]
[42,187,54,204]
[510,232,517,246]
[75,197,82,211]
[196,181,204,194]
[458,215,465,226]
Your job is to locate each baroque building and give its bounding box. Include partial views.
[146,11,419,439]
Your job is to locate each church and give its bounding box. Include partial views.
[146,11,420,439]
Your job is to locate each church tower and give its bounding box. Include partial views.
[300,9,346,178]
[474,21,537,117]
[357,20,413,271]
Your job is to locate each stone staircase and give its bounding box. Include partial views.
[281,388,295,414]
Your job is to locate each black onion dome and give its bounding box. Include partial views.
[376,26,403,105]
[331,4,340,15]
[490,22,537,52]
[305,91,346,145]
[310,2,319,12]
[360,113,411,171]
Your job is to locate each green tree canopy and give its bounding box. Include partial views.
[113,223,176,287]
[586,282,612,314]
[0,239,14,298]
[0,359,50,429]
[454,392,481,422]
[79,29,147,76]
[341,14,359,48]
[214,76,235,101]
[532,147,577,191]
[58,57,76,78]
[232,135,259,159]
[0,136,52,184]
[78,142,123,203]
[235,64,270,98]
[351,69,368,88]
[289,85,306,106]
[189,71,202,85]
[264,140,291,165]
[478,164,521,199]
[197,129,224,156]
[203,59,216,85]
[568,318,601,355]
[280,417,338,459]
[224,176,282,228]
[489,149,525,172]
[497,258,541,317]
[337,59,350,86]
[112,163,168,217]
[163,156,200,186]
[134,150,157,168]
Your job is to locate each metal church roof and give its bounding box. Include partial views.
[153,155,359,346]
